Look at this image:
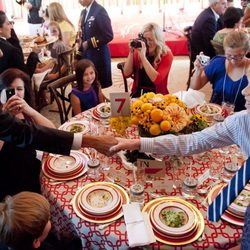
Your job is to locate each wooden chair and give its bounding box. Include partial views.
[184,26,194,89]
[117,62,129,92]
[36,46,76,111]
[47,74,76,124]
[210,40,224,55]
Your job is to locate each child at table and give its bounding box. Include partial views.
[70,59,105,115]
[0,191,82,250]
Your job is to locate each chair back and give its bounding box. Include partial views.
[47,74,76,124]
[117,62,129,92]
[183,26,194,89]
[210,40,224,55]
[57,46,76,77]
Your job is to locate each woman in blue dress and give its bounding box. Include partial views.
[70,59,105,115]
[190,30,249,112]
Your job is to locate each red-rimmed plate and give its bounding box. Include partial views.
[79,184,121,215]
[96,103,111,115]
[221,210,244,227]
[46,151,82,174]
[59,120,89,134]
[142,197,204,246]
[42,151,88,181]
[72,182,129,223]
[196,103,222,122]
[150,201,196,236]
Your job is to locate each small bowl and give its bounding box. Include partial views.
[196,103,222,122]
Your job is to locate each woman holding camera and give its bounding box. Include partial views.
[190,30,250,112]
[0,68,55,201]
[123,22,173,98]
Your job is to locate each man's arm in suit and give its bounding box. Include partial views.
[0,111,73,155]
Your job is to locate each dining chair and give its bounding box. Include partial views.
[116,62,131,92]
[183,26,194,90]
[47,74,76,125]
[36,46,76,111]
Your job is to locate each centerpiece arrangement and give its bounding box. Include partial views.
[130,92,208,136]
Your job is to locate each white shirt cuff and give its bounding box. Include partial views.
[140,137,154,153]
[72,134,82,150]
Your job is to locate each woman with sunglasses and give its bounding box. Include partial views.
[190,30,250,112]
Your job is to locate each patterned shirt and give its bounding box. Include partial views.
[140,110,250,157]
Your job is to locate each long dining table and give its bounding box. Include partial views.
[40,108,246,250]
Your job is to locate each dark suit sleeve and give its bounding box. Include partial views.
[201,17,217,57]
[0,111,73,155]
[87,7,113,49]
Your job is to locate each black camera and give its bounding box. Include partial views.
[130,33,147,48]
[6,88,15,100]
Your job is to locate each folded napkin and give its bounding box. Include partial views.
[123,203,155,247]
[173,88,205,108]
[32,68,52,91]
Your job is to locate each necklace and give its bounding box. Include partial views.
[222,60,246,106]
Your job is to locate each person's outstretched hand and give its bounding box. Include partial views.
[82,135,118,156]
[109,138,140,154]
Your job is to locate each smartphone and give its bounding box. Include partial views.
[199,55,210,66]
[6,88,15,100]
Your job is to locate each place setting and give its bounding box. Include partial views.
[71,181,129,223]
[42,150,89,181]
[92,102,111,121]
[142,196,205,245]
[207,181,250,227]
[58,120,90,134]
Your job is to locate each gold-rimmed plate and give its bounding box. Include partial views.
[72,182,129,224]
[143,197,204,246]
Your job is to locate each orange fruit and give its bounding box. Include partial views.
[131,116,139,125]
[141,103,153,112]
[160,120,171,132]
[150,108,163,123]
[149,124,161,136]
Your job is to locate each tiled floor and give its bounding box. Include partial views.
[41,56,212,128]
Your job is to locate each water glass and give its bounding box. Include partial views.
[129,183,145,209]
[170,156,186,190]
[100,112,110,128]
[222,161,239,182]
[87,159,100,180]
[221,102,235,118]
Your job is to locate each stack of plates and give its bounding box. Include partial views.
[208,183,250,226]
[72,182,129,223]
[143,197,204,245]
[42,151,88,181]
[59,120,90,134]
[92,103,111,121]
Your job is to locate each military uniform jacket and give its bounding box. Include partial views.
[80,1,113,88]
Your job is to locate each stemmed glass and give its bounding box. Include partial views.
[182,156,198,198]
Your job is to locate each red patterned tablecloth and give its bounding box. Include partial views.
[41,111,244,250]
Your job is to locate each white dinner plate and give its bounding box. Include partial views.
[47,151,82,174]
[80,184,121,215]
[150,201,196,236]
[59,120,89,134]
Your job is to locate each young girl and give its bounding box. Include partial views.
[70,59,105,115]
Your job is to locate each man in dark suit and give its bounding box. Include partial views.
[191,0,227,63]
[0,97,117,156]
[77,0,113,88]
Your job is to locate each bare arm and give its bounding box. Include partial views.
[123,46,134,77]
[3,96,55,128]
[70,94,82,115]
[189,56,209,90]
[98,86,106,103]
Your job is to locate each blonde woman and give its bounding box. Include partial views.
[48,2,76,47]
[190,30,250,112]
[123,22,173,97]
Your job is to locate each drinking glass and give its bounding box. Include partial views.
[87,159,100,180]
[182,160,198,198]
[221,102,235,118]
[170,156,185,190]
